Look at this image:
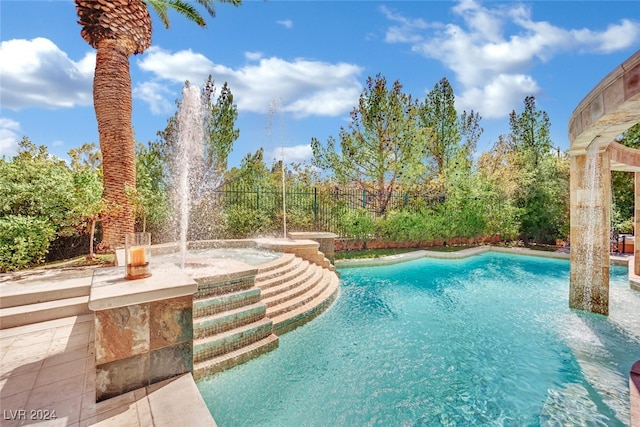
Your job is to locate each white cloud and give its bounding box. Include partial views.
[277,19,293,29]
[266,144,313,163]
[133,81,175,115]
[0,117,21,158]
[457,74,540,119]
[0,38,94,110]
[137,48,363,118]
[383,0,640,119]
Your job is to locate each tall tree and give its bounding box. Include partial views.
[75,0,241,249]
[418,77,482,190]
[508,96,567,243]
[311,74,428,215]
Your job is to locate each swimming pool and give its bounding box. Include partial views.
[197,252,639,426]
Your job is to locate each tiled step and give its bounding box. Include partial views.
[257,260,311,293]
[265,268,332,320]
[193,302,267,339]
[255,253,296,275]
[0,295,92,329]
[193,287,261,318]
[255,256,305,285]
[271,271,340,335]
[261,267,324,308]
[193,317,274,363]
[194,274,256,300]
[193,333,279,381]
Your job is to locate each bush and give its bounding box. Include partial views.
[0,215,56,272]
[224,206,274,238]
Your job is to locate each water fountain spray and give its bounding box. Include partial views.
[175,85,205,268]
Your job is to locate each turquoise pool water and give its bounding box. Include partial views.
[197,253,640,426]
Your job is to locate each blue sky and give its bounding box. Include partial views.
[1,0,639,168]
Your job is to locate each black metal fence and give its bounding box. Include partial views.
[212,183,444,236]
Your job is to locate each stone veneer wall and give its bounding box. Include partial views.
[94,295,194,402]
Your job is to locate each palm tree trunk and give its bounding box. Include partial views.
[94,39,136,249]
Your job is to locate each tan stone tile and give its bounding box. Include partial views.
[0,355,44,377]
[80,389,136,421]
[10,329,56,349]
[0,369,38,398]
[21,392,83,426]
[34,358,87,389]
[79,403,140,427]
[135,397,153,427]
[83,365,96,395]
[42,346,89,369]
[3,345,48,366]
[53,323,92,341]
[0,334,17,351]
[0,389,30,412]
[27,374,84,408]
[48,333,90,354]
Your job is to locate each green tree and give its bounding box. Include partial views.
[611,122,640,233]
[507,96,568,243]
[75,0,241,249]
[418,77,482,191]
[68,142,104,258]
[0,138,76,269]
[311,74,428,215]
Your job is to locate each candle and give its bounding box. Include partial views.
[129,246,146,266]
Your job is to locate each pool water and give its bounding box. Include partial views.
[156,247,282,266]
[197,253,640,426]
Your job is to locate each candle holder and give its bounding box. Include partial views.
[125,232,152,280]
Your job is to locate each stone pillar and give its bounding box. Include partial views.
[635,172,640,276]
[287,232,337,264]
[569,150,610,315]
[90,264,198,402]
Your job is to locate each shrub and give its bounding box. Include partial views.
[0,215,56,272]
[224,205,274,238]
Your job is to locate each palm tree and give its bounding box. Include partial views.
[75,0,240,250]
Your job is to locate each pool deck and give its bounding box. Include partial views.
[0,313,215,427]
[2,246,638,426]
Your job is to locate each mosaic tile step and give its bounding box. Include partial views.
[258,261,315,297]
[255,256,304,284]
[194,275,256,299]
[193,302,267,339]
[255,259,310,290]
[193,317,273,363]
[193,333,279,381]
[261,266,324,308]
[255,253,296,275]
[272,271,340,335]
[193,287,261,318]
[266,269,333,319]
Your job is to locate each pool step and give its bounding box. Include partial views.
[193,317,274,363]
[193,287,261,318]
[264,267,332,319]
[193,302,267,339]
[261,267,324,309]
[193,333,279,381]
[271,270,340,335]
[257,259,311,291]
[255,255,339,334]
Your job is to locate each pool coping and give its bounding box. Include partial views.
[334,245,636,268]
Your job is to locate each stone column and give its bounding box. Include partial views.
[635,172,640,276]
[569,150,610,315]
[90,263,198,402]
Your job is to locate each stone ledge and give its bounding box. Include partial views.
[89,263,197,311]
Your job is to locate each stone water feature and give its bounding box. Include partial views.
[568,49,640,315]
[88,83,340,401]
